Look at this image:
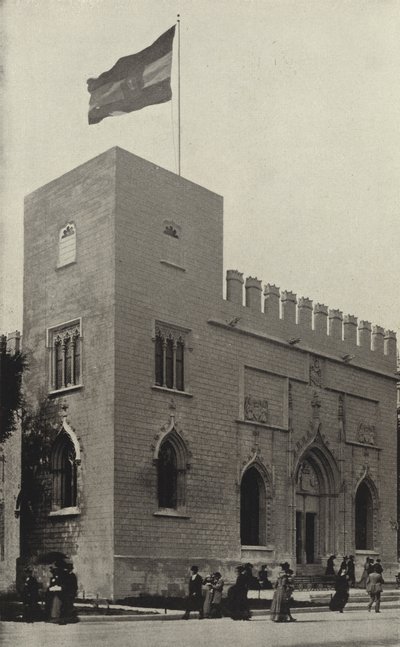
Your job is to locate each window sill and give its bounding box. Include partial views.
[355,549,379,555]
[153,509,190,519]
[160,260,186,272]
[152,385,193,398]
[236,419,288,432]
[56,260,77,270]
[241,545,274,552]
[49,506,80,518]
[48,384,83,396]
[345,440,382,450]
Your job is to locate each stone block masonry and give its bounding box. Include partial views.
[21,147,398,600]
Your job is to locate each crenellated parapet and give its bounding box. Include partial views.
[225,270,397,360]
[245,277,262,311]
[226,270,244,306]
[281,291,297,324]
[264,284,280,319]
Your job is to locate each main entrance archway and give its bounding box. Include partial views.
[295,446,339,566]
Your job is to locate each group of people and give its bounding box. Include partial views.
[182,566,225,620]
[326,555,385,614]
[183,556,387,621]
[21,562,78,624]
[182,562,295,622]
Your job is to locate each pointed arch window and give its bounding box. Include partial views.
[355,480,374,550]
[58,223,76,268]
[51,433,77,511]
[155,430,189,513]
[240,466,267,546]
[158,440,178,509]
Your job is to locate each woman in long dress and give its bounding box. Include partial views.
[329,569,349,613]
[47,566,63,622]
[270,565,290,622]
[358,557,370,589]
[203,575,214,618]
[229,565,251,620]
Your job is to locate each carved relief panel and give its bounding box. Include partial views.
[243,367,286,427]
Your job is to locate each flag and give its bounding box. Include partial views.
[87,26,175,125]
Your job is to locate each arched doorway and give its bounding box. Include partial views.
[355,481,374,550]
[295,448,338,566]
[240,467,266,546]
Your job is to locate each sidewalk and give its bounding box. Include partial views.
[77,588,400,623]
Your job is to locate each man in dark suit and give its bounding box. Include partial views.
[182,566,204,619]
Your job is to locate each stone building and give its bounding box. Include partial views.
[21,147,398,599]
[0,332,21,593]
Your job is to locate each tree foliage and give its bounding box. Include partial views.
[20,396,60,515]
[0,350,27,443]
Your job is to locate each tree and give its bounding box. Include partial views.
[0,335,27,443]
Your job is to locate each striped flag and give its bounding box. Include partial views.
[87,26,175,125]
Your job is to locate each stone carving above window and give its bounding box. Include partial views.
[357,423,376,445]
[309,356,323,388]
[161,220,183,268]
[244,395,269,424]
[297,460,319,494]
[164,224,179,239]
[61,224,75,239]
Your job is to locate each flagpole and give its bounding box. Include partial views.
[177,14,181,176]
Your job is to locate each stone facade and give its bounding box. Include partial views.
[21,147,398,600]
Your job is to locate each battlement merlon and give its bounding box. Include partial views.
[225,270,397,362]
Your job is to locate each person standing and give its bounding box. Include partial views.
[258,565,272,589]
[209,572,224,618]
[366,564,384,613]
[347,556,355,587]
[202,574,214,619]
[358,557,371,588]
[325,555,336,576]
[229,564,252,620]
[367,559,375,574]
[270,563,290,622]
[47,565,63,623]
[375,559,383,575]
[21,568,40,623]
[329,569,350,613]
[182,566,204,619]
[60,563,79,624]
[285,569,297,622]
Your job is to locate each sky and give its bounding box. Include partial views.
[1,0,399,339]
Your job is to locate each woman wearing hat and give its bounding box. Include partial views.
[270,563,291,622]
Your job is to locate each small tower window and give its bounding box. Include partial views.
[48,320,82,392]
[162,220,183,268]
[154,323,188,392]
[58,223,76,267]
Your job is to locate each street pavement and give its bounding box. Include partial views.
[0,608,399,647]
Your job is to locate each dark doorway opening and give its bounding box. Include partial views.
[240,468,260,545]
[355,481,373,550]
[296,511,303,564]
[305,512,316,563]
